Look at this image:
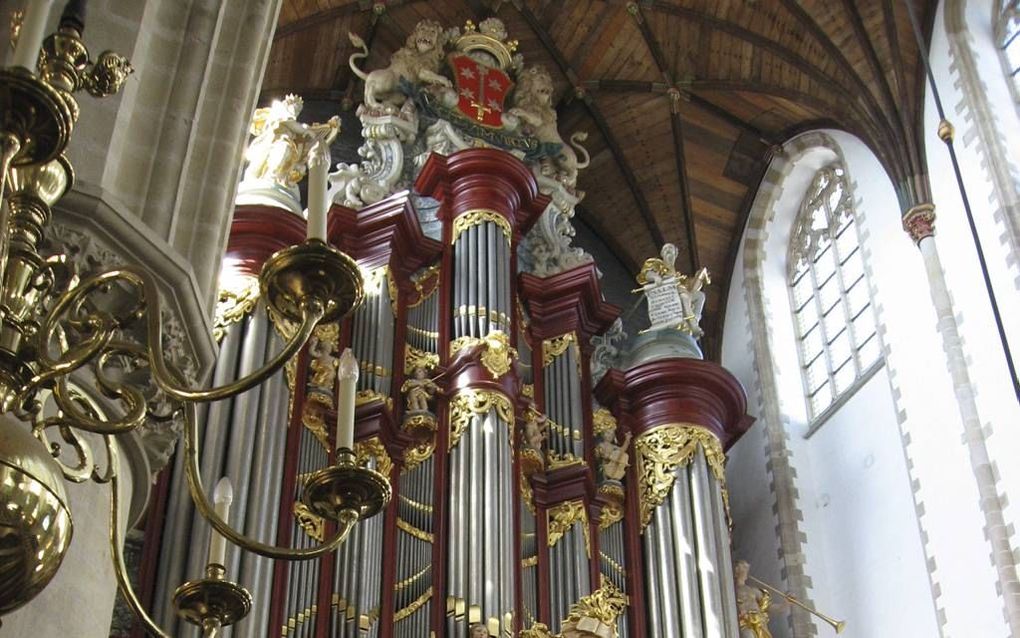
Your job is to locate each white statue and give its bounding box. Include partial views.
[634,243,710,338]
[238,94,340,212]
[348,20,455,112]
[595,426,633,482]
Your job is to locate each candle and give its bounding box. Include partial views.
[12,1,56,73]
[336,348,359,451]
[207,476,233,567]
[305,142,329,241]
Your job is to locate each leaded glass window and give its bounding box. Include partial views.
[788,166,881,422]
[998,1,1020,100]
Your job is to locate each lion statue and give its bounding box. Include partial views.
[349,20,455,111]
[509,65,590,188]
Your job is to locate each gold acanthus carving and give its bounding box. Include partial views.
[301,394,333,453]
[634,424,726,532]
[542,332,578,367]
[293,501,325,542]
[559,577,629,638]
[598,483,625,530]
[213,276,261,342]
[547,500,591,557]
[448,388,514,450]
[409,263,441,305]
[403,438,436,470]
[356,436,393,479]
[451,209,512,245]
[404,344,439,374]
[449,330,517,379]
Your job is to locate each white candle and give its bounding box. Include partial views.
[12,1,56,73]
[305,142,329,241]
[336,348,359,451]
[207,476,234,567]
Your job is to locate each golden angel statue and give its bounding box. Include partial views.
[634,243,710,337]
[241,94,340,192]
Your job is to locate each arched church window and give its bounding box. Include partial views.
[998,0,1020,100]
[787,165,882,422]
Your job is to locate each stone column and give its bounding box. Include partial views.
[902,203,1020,634]
[596,356,754,638]
[416,149,548,637]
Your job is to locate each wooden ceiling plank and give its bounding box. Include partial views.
[510,0,668,248]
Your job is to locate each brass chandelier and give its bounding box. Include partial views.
[0,2,390,635]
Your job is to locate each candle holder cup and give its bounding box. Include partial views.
[300,448,391,524]
[259,239,364,325]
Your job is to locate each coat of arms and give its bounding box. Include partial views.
[448,52,513,128]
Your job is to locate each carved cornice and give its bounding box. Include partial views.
[415,149,550,238]
[634,423,726,531]
[327,190,442,277]
[594,357,754,449]
[519,261,621,342]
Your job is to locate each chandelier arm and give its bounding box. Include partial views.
[50,373,148,435]
[105,434,173,638]
[183,402,359,560]
[131,266,325,403]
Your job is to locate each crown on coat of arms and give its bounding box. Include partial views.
[454,18,519,70]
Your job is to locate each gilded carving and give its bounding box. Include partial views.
[300,394,333,453]
[212,276,261,342]
[449,330,517,379]
[403,438,436,470]
[542,332,578,367]
[592,408,617,436]
[597,483,625,530]
[293,501,325,542]
[547,500,590,557]
[404,344,440,374]
[451,209,512,245]
[448,389,514,450]
[355,436,393,478]
[396,517,434,543]
[559,577,629,638]
[634,424,726,531]
[394,587,433,622]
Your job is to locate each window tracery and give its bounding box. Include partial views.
[997,0,1020,102]
[787,166,881,421]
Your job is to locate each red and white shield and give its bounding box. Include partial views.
[448,53,514,129]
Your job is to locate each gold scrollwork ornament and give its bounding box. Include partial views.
[634,424,726,531]
[450,209,512,245]
[448,389,514,450]
[547,500,590,556]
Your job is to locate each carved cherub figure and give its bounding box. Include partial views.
[348,20,455,111]
[594,426,633,482]
[243,94,340,189]
[469,623,490,638]
[307,335,337,391]
[401,366,438,413]
[523,407,549,453]
[734,560,788,638]
[508,65,590,187]
[677,266,710,338]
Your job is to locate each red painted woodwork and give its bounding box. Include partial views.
[518,262,621,343]
[225,205,307,277]
[594,358,754,450]
[415,149,550,239]
[327,190,442,278]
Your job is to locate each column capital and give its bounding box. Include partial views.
[903,202,937,245]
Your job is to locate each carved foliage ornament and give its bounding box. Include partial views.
[356,436,394,478]
[403,437,436,470]
[293,501,325,542]
[547,500,591,557]
[634,424,726,531]
[902,203,937,245]
[559,577,629,638]
[451,209,512,245]
[448,388,514,450]
[449,330,517,379]
[405,344,440,374]
[213,276,261,342]
[542,332,578,367]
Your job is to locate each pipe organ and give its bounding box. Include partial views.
[147,15,754,638]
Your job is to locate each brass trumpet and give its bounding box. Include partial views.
[748,575,847,634]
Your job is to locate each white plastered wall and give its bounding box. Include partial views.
[721,128,1015,637]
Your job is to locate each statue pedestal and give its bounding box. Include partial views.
[624,328,703,366]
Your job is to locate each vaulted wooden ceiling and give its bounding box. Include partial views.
[264,0,936,358]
